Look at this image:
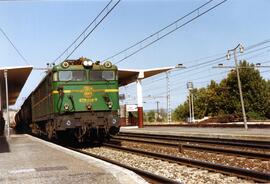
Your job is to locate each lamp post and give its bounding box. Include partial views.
[156,101,160,122]
[226,44,248,130]
[187,81,194,123]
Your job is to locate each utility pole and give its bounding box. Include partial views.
[165,64,186,123]
[156,101,160,122]
[156,101,159,115]
[191,90,194,123]
[187,81,194,123]
[226,44,248,130]
[166,71,171,123]
[188,91,192,123]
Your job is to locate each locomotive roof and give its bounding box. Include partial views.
[0,66,33,105]
[53,59,117,71]
[53,64,118,70]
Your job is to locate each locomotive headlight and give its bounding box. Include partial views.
[64,103,70,111]
[83,60,88,66]
[107,101,113,108]
[103,61,112,68]
[62,61,70,68]
[83,60,93,67]
[87,60,93,66]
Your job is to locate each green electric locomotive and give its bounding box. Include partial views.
[15,57,120,142]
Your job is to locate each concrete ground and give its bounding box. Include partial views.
[121,126,270,141]
[0,134,147,184]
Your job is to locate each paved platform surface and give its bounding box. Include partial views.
[121,126,270,142]
[0,134,147,184]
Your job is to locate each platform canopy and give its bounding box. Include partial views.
[0,66,33,106]
[118,66,174,86]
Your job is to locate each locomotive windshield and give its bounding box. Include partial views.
[90,71,115,81]
[59,71,86,81]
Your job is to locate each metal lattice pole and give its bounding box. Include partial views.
[166,71,171,123]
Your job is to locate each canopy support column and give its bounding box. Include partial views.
[4,69,10,137]
[136,79,143,128]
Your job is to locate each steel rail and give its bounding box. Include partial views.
[118,132,270,149]
[103,143,270,183]
[111,136,270,160]
[67,147,181,184]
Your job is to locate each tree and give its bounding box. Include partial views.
[172,102,189,121]
[223,61,270,119]
[173,60,270,121]
[146,110,155,122]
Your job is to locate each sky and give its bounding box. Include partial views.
[0,0,270,110]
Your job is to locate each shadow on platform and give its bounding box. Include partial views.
[0,136,10,153]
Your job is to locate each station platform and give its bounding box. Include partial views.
[0,134,147,184]
[120,126,270,142]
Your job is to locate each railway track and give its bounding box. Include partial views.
[34,134,270,183]
[103,143,270,183]
[68,147,180,184]
[111,136,270,160]
[118,132,270,149]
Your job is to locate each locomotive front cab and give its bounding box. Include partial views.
[51,58,120,142]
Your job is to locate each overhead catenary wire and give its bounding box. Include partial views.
[0,27,30,65]
[54,0,121,63]
[143,69,226,90]
[143,70,229,95]
[139,56,225,87]
[141,40,270,86]
[149,60,269,99]
[104,0,214,61]
[120,16,270,101]
[153,78,223,98]
[245,39,270,51]
[121,39,270,108]
[103,0,227,64]
[123,40,270,102]
[171,45,270,79]
[143,41,270,86]
[123,51,269,97]
[155,49,270,93]
[140,55,227,87]
[257,59,270,64]
[54,0,113,63]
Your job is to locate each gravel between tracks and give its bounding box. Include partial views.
[83,147,253,184]
[120,141,270,174]
[115,136,270,154]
